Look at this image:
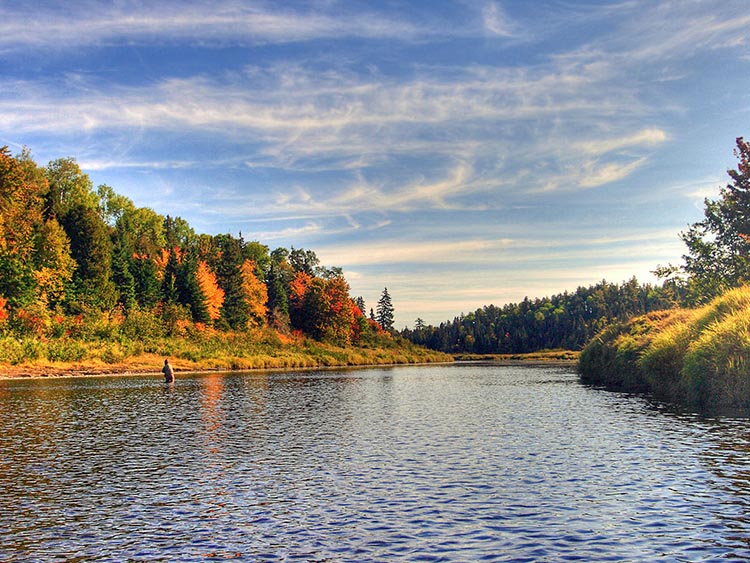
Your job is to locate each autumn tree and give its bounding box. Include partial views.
[323,276,355,344]
[0,147,45,307]
[288,270,313,330]
[240,259,267,327]
[196,260,223,322]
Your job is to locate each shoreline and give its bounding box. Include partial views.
[0,352,579,380]
[0,359,456,381]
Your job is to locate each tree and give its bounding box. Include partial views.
[196,260,223,322]
[176,251,210,323]
[0,147,46,308]
[240,259,267,327]
[288,270,313,330]
[376,287,395,331]
[289,247,320,275]
[60,203,116,309]
[355,296,366,316]
[44,157,99,219]
[111,236,136,311]
[213,234,248,330]
[678,137,750,302]
[160,247,179,305]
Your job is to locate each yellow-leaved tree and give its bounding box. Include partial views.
[240,259,267,327]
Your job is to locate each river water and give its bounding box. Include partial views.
[1,363,750,562]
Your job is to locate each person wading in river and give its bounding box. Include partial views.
[162,358,175,383]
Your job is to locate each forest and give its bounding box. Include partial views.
[0,146,435,372]
[400,278,682,354]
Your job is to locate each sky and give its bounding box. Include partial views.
[1,1,749,328]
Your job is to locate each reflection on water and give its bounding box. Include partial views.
[1,364,750,561]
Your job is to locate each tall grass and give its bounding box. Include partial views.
[579,286,750,409]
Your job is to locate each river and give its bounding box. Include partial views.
[1,363,749,562]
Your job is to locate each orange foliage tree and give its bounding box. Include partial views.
[196,260,224,322]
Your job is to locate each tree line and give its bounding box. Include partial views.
[401,278,680,354]
[0,147,394,345]
[405,135,750,355]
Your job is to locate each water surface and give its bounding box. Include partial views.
[1,364,750,561]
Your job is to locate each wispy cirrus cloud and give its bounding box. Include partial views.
[0,1,431,50]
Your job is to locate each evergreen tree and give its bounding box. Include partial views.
[131,257,161,308]
[111,237,136,311]
[376,287,395,331]
[213,234,249,329]
[355,296,366,315]
[160,247,179,304]
[176,251,210,323]
[60,203,116,309]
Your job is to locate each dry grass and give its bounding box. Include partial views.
[579,286,750,409]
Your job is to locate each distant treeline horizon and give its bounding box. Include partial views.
[401,278,682,354]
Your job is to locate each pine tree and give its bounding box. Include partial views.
[376,287,394,331]
[177,252,210,323]
[355,296,366,316]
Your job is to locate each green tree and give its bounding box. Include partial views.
[176,250,210,323]
[212,234,248,330]
[289,247,320,275]
[44,158,99,219]
[679,137,750,302]
[160,247,179,304]
[60,203,116,310]
[111,236,136,310]
[376,287,395,331]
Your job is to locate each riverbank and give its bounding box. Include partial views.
[579,286,750,410]
[454,349,579,366]
[0,329,453,379]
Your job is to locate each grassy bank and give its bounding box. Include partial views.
[0,326,452,378]
[579,286,750,409]
[454,349,579,364]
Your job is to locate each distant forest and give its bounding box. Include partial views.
[401,278,682,354]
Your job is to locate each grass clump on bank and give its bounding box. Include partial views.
[579,286,750,409]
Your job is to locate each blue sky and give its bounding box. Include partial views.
[1,1,749,327]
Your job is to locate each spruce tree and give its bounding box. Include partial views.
[376,287,394,331]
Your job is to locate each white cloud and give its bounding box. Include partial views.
[578,158,647,188]
[572,128,668,157]
[482,2,516,37]
[0,2,428,50]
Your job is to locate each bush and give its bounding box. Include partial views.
[46,338,88,362]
